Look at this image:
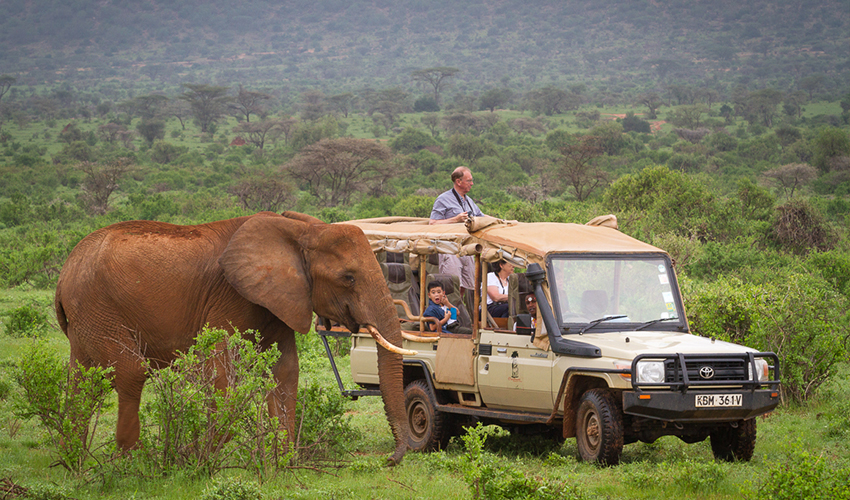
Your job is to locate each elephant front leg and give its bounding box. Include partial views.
[268,332,299,457]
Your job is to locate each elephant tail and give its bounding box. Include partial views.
[54,287,69,336]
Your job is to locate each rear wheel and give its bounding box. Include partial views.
[710,419,756,462]
[405,380,450,451]
[575,389,624,465]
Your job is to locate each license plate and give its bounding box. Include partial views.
[695,394,742,407]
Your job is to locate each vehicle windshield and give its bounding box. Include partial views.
[548,254,683,331]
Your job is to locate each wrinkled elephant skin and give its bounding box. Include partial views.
[55,211,409,464]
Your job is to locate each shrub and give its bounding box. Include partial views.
[683,272,849,403]
[772,199,835,254]
[459,423,587,500]
[200,477,263,500]
[2,304,50,338]
[136,327,286,477]
[748,443,850,500]
[13,340,114,473]
[293,382,358,463]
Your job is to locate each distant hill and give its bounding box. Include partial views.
[1,0,847,99]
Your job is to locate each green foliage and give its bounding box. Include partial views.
[389,128,437,154]
[294,382,358,462]
[603,165,726,239]
[136,327,287,477]
[806,250,850,297]
[18,483,73,500]
[392,195,435,218]
[747,442,850,500]
[620,113,651,134]
[200,477,263,500]
[12,340,114,473]
[682,272,849,402]
[459,423,587,500]
[2,304,50,338]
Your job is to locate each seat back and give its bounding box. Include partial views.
[507,273,532,329]
[386,262,414,318]
[581,289,608,317]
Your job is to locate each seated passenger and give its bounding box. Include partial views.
[515,294,538,333]
[423,281,472,334]
[486,259,513,318]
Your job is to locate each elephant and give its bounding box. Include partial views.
[54,211,411,464]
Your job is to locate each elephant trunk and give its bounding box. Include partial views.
[370,304,411,465]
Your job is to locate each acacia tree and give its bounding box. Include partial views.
[763,163,817,199]
[283,138,394,206]
[479,88,513,112]
[557,136,609,202]
[637,92,664,119]
[230,85,271,123]
[327,93,355,118]
[235,119,283,150]
[179,84,231,133]
[411,67,459,106]
[0,75,16,103]
[76,158,135,215]
[229,176,294,212]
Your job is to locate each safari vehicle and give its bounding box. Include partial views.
[318,215,780,465]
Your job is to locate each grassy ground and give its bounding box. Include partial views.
[1,289,848,499]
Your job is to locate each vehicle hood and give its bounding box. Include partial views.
[577,330,759,361]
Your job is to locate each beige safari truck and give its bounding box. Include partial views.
[318,215,780,465]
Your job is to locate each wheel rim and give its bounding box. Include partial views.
[582,410,601,453]
[408,400,429,439]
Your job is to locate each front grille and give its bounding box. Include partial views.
[665,357,748,383]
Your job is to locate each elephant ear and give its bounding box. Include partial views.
[282,211,326,225]
[219,215,315,334]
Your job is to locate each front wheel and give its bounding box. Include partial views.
[710,419,756,462]
[575,389,624,465]
[404,380,450,452]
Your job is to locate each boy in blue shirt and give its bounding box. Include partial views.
[422,281,471,334]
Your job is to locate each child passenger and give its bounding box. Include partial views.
[423,281,471,334]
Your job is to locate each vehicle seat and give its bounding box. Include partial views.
[581,290,608,318]
[507,273,532,330]
[386,262,414,318]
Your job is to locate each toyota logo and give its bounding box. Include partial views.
[699,366,715,379]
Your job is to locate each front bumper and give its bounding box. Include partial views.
[623,351,781,422]
[623,388,780,422]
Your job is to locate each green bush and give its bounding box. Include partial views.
[683,272,849,403]
[748,443,850,500]
[200,477,263,500]
[13,340,114,473]
[136,327,285,477]
[2,304,50,338]
[459,423,587,500]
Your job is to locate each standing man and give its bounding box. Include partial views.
[429,166,484,291]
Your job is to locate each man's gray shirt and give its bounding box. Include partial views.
[430,188,483,221]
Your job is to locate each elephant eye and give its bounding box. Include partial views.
[343,273,356,286]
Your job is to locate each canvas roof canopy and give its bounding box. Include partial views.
[341,215,665,268]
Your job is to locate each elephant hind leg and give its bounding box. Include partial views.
[114,369,147,451]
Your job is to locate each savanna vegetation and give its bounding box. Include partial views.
[0,0,849,498]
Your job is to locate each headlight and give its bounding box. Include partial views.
[636,360,665,384]
[749,358,769,382]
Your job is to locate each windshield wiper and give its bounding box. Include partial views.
[578,315,628,334]
[634,317,678,331]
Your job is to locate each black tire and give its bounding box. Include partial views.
[575,389,624,466]
[710,419,756,462]
[404,380,449,452]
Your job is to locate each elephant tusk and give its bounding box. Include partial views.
[402,332,441,343]
[366,325,417,356]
